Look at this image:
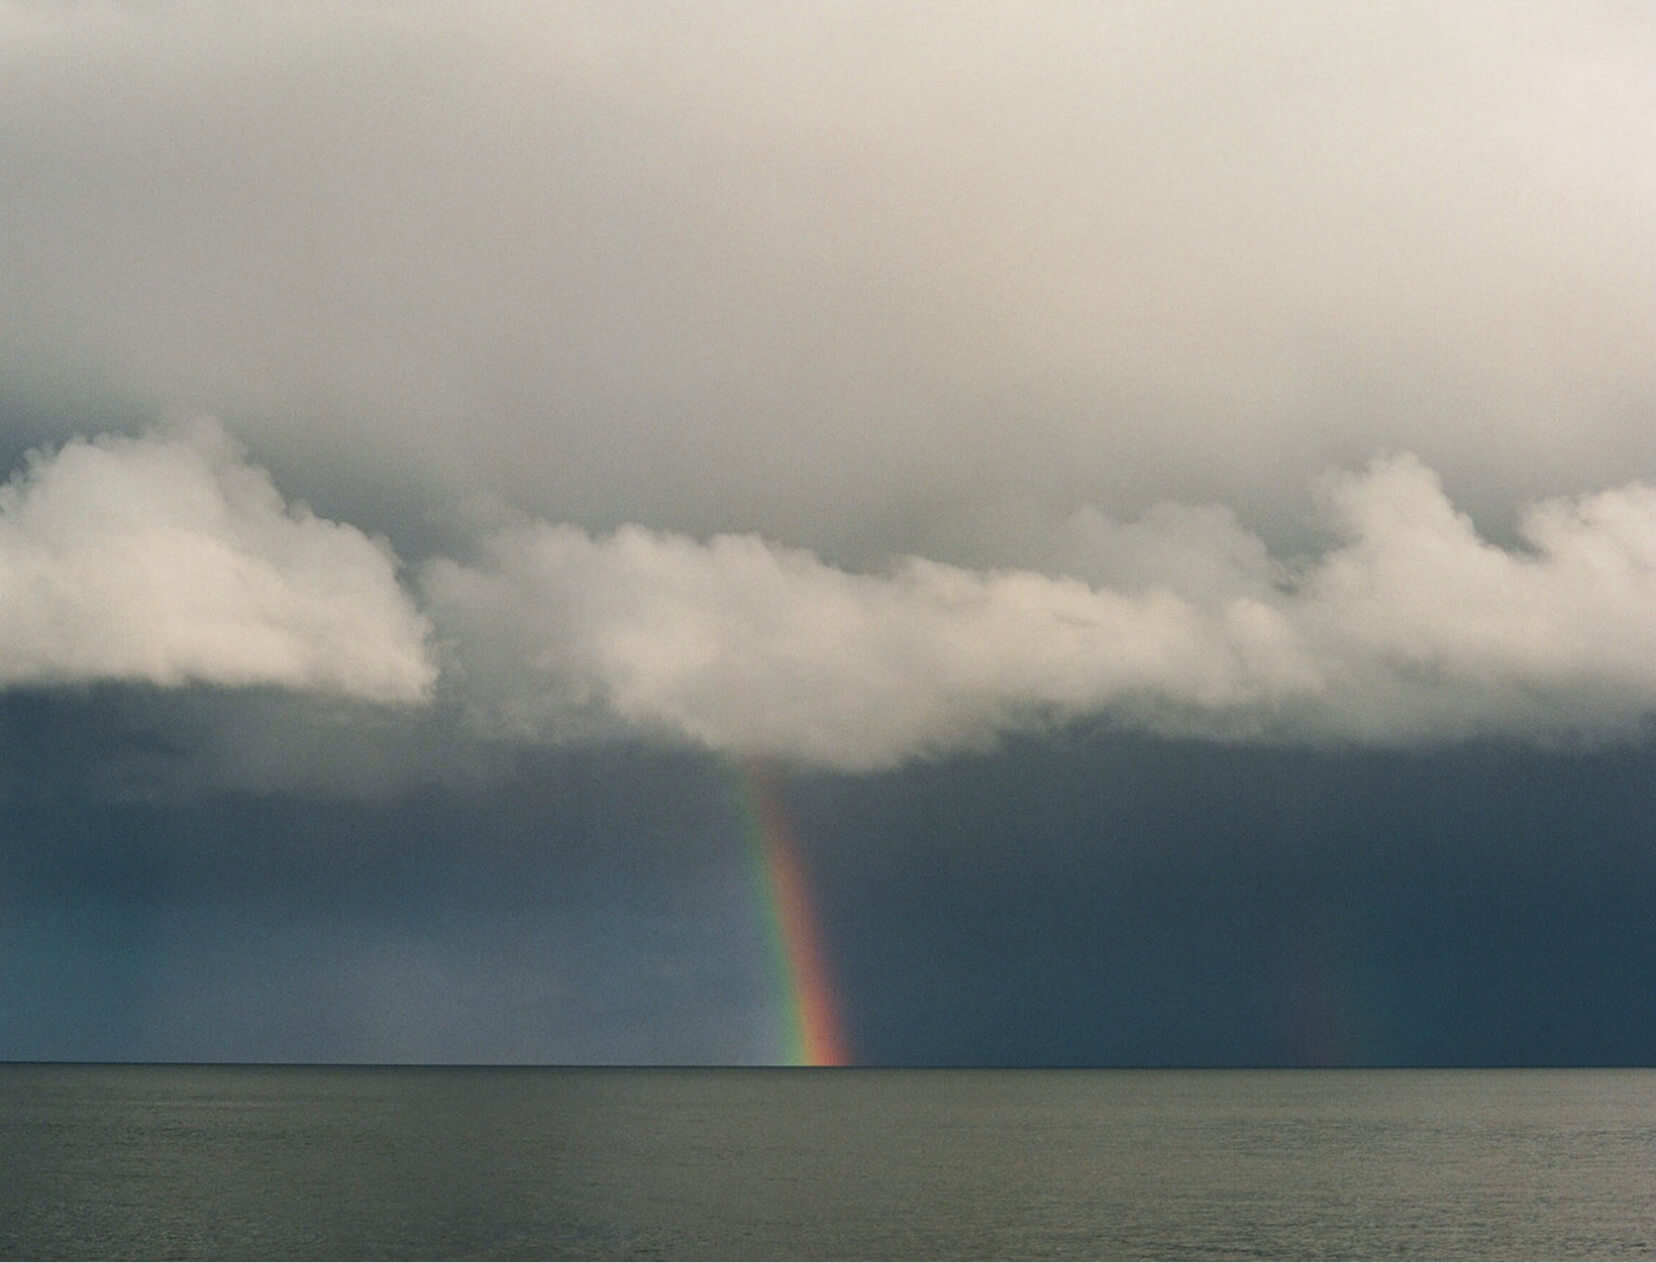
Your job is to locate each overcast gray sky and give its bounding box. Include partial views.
[7,4,1653,535]
[2,2,1655,1064]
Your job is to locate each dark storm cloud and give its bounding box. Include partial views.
[787,733,1656,1065]
[7,716,1656,1066]
[0,742,770,1062]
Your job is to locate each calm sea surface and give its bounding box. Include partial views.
[2,1065,1654,1260]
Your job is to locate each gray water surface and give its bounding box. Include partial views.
[3,1065,1654,1259]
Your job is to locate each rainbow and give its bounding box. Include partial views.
[737,763,853,1066]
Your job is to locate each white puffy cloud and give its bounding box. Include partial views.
[424,456,1656,769]
[424,522,1278,766]
[0,423,434,703]
[6,426,1654,776]
[1295,457,1656,742]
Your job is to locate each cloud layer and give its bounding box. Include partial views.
[426,454,1656,768]
[5,424,1656,774]
[3,5,1654,777]
[0,424,434,702]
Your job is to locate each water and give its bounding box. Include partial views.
[3,1066,1654,1260]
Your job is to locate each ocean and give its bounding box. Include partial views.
[2,1065,1653,1260]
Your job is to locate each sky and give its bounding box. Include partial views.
[2,0,1655,1065]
